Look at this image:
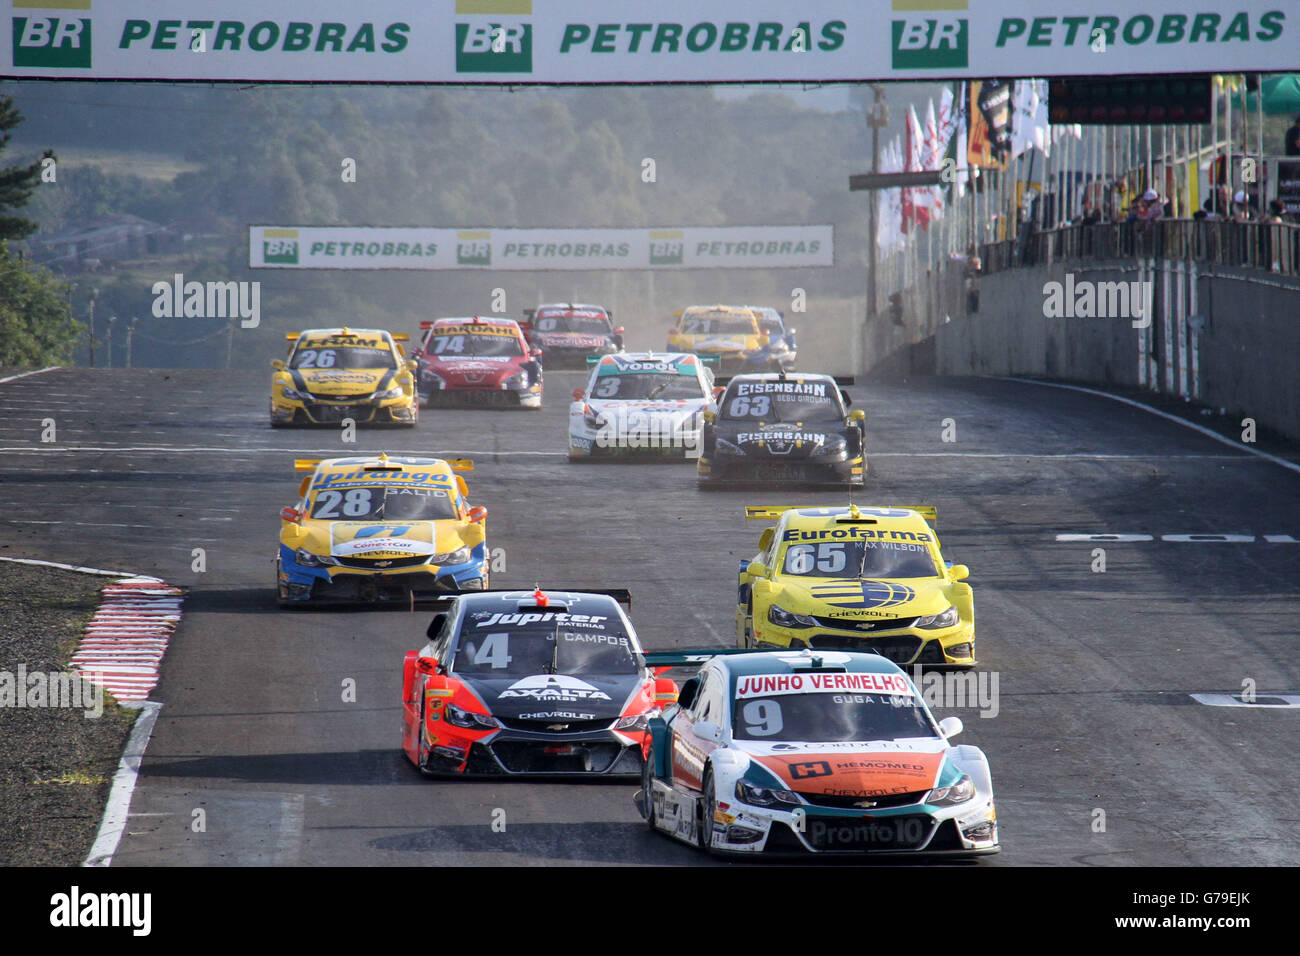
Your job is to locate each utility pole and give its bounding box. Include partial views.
[105,316,117,368]
[87,287,99,367]
[125,318,137,368]
[866,85,888,318]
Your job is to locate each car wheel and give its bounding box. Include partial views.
[641,749,658,830]
[697,766,717,852]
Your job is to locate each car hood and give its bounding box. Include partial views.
[285,367,394,396]
[457,672,645,721]
[715,421,845,458]
[777,577,951,618]
[424,355,523,386]
[296,520,466,558]
[586,397,709,422]
[735,737,951,796]
[673,334,754,353]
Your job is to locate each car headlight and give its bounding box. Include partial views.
[430,546,471,566]
[293,548,338,567]
[768,604,816,629]
[584,409,605,431]
[504,371,528,390]
[374,386,404,400]
[811,437,847,458]
[613,713,650,732]
[916,606,960,629]
[423,371,446,390]
[281,386,308,400]
[444,703,498,730]
[926,774,976,807]
[736,780,802,807]
[715,436,744,454]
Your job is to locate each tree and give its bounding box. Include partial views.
[0,95,54,240]
[0,245,81,366]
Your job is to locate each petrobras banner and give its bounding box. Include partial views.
[249,226,834,271]
[5,1,1296,83]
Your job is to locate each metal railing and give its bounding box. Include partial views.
[981,219,1300,276]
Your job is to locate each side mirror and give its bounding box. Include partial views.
[949,564,970,581]
[758,528,774,552]
[938,716,963,739]
[654,677,679,705]
[531,347,544,357]
[455,475,469,498]
[702,409,717,425]
[677,677,700,711]
[271,359,286,371]
[467,505,488,524]
[415,655,440,675]
[280,505,302,523]
[746,559,768,578]
[406,360,418,371]
[848,408,865,423]
[712,386,725,402]
[694,721,723,744]
[840,388,854,407]
[614,325,625,335]
[572,387,585,402]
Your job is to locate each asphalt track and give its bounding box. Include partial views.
[2,363,1299,867]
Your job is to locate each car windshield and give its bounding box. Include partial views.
[681,315,754,335]
[781,539,939,578]
[590,372,703,400]
[452,611,641,677]
[308,485,457,520]
[757,317,785,335]
[732,691,938,742]
[425,330,523,357]
[291,346,396,370]
[721,382,843,423]
[536,313,609,334]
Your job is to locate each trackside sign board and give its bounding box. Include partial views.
[5,1,1296,82]
[249,226,834,271]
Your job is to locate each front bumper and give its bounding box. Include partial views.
[698,454,865,486]
[425,726,645,777]
[569,425,703,460]
[277,543,488,604]
[750,616,975,666]
[422,384,542,408]
[709,796,999,856]
[270,394,417,426]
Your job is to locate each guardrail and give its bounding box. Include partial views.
[980,220,1300,277]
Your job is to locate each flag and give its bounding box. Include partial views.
[903,104,933,233]
[1009,79,1049,159]
[877,136,905,254]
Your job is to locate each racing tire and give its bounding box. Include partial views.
[697,766,717,853]
[641,750,658,831]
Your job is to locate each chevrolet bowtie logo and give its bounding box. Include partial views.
[853,799,877,808]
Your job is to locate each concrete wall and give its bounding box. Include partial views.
[930,259,1300,442]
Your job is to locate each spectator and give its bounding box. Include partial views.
[1232,189,1253,221]
[1201,197,1221,220]
[1287,114,1300,156]
[1263,199,1286,224]
[1193,209,1209,221]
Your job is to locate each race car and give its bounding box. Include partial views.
[736,504,976,667]
[401,589,679,776]
[568,352,716,461]
[638,647,998,857]
[666,305,767,374]
[270,327,419,427]
[697,372,866,487]
[742,306,798,373]
[412,316,543,409]
[276,454,489,605]
[520,303,623,368]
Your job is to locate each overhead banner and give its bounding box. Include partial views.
[249,226,834,270]
[4,1,1295,83]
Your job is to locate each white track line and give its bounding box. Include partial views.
[0,366,62,385]
[0,445,564,455]
[0,556,160,579]
[83,701,162,867]
[989,377,1300,477]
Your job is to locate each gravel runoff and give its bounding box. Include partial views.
[0,561,138,866]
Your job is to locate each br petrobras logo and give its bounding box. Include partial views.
[649,229,684,266]
[455,0,532,74]
[456,230,491,266]
[810,580,917,609]
[890,0,968,70]
[261,228,299,265]
[12,0,92,69]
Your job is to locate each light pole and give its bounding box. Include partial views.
[125,318,137,369]
[87,287,99,367]
[106,316,118,368]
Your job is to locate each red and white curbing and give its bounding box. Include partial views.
[71,577,182,703]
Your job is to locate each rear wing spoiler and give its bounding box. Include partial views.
[293,457,474,472]
[745,504,938,525]
[643,647,776,668]
[410,587,632,611]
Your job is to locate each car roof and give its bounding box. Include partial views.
[683,304,756,316]
[725,372,836,386]
[310,455,455,480]
[597,351,698,369]
[536,303,607,313]
[717,649,907,680]
[451,590,623,614]
[296,327,395,342]
[430,316,521,329]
